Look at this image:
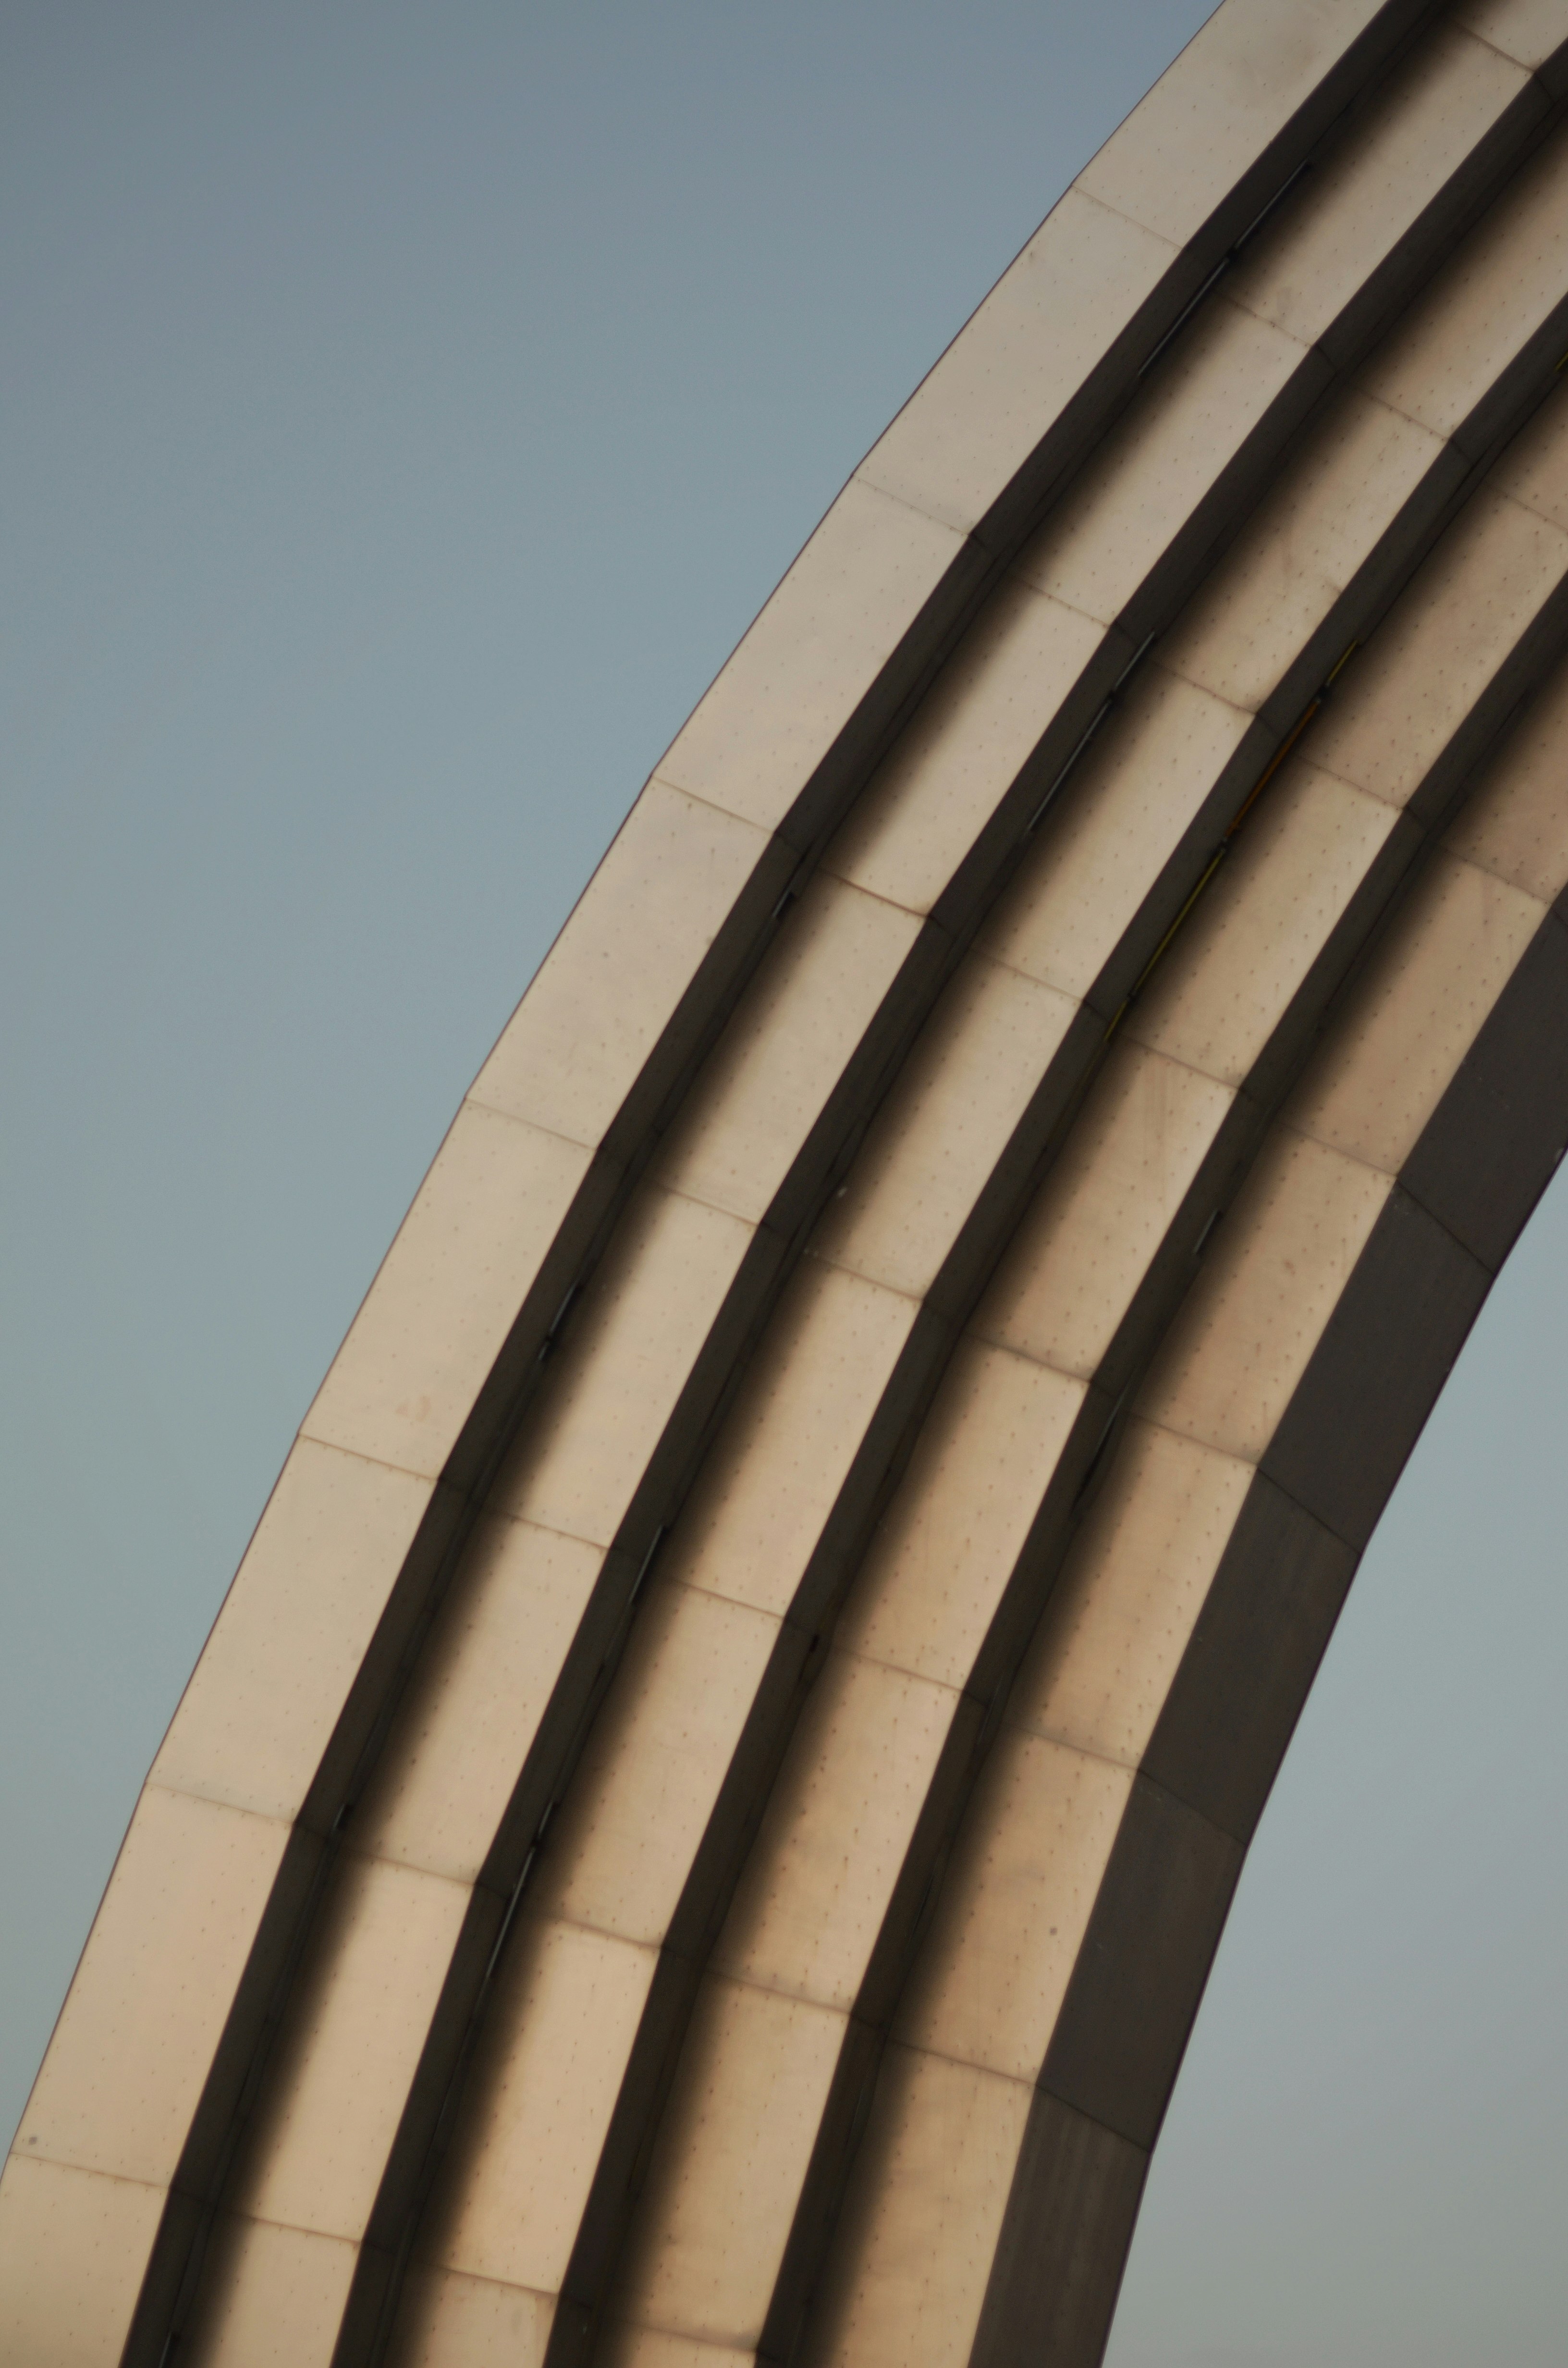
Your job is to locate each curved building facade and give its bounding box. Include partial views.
[8,0,1568,2361]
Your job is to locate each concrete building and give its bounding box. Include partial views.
[7,0,1568,2360]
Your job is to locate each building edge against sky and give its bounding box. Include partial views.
[8,0,1568,2362]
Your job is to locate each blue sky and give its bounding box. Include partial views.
[3,7,1566,2359]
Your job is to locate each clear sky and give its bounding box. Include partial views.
[3,5,1566,2361]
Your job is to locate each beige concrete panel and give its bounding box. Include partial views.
[1136,1128,1393,1461]
[1488,373,1568,528]
[424,1918,656,2294]
[854,189,1176,535]
[1227,23,1529,345]
[714,1652,957,2009]
[822,580,1104,916]
[182,2215,357,2368]
[1015,297,1307,628]
[0,2157,165,2368]
[974,1043,1234,1381]
[600,2325,754,2368]
[809,2045,1030,2368]
[1160,391,1443,712]
[650,876,922,1225]
[1077,0,1395,250]
[495,1183,752,1544]
[231,1853,468,2242]
[470,782,771,1150]
[529,1579,781,1948]
[894,1731,1132,2082]
[303,1101,594,1482]
[614,1979,846,2347]
[1444,659,1568,898]
[1456,0,1568,68]
[1307,489,1568,807]
[17,1785,290,2188]
[150,1439,435,1824]
[980,666,1252,1000]
[657,479,967,833]
[348,1517,605,1885]
[1361,121,1568,438]
[810,956,1078,1302]
[1011,1419,1254,1768]
[661,1259,917,1621]
[835,1341,1087,1691]
[1288,847,1545,1172]
[1128,762,1399,1084]
[390,2266,552,2368]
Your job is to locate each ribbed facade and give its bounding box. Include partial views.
[7,2,1568,2362]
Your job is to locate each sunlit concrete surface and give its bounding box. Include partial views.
[7,0,1568,2361]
